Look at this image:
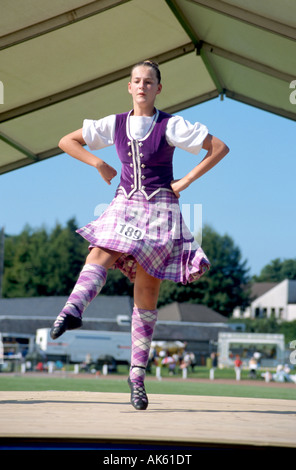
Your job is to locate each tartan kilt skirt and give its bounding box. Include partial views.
[76,189,210,285]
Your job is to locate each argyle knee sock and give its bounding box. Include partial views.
[62,263,107,318]
[130,307,158,384]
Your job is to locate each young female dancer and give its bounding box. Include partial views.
[50,60,229,410]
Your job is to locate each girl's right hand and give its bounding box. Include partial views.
[96,161,117,185]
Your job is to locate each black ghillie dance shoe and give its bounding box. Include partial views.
[50,312,82,340]
[127,377,149,410]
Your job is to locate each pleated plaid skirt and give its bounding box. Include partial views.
[76,189,210,285]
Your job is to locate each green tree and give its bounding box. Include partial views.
[3,225,39,297]
[253,258,296,282]
[103,269,133,297]
[158,225,251,317]
[3,218,88,297]
[46,218,88,295]
[278,320,296,345]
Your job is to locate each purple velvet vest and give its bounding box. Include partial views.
[114,109,175,199]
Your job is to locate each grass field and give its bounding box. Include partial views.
[0,369,295,401]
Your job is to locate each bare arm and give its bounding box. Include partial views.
[59,129,117,185]
[171,134,229,198]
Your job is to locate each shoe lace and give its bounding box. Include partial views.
[53,312,67,326]
[131,381,147,402]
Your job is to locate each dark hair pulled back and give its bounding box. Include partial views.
[131,60,161,84]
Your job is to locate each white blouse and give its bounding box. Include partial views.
[82,112,208,155]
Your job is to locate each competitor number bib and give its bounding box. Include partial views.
[115,222,144,240]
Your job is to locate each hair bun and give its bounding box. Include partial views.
[143,60,159,68]
[131,60,161,83]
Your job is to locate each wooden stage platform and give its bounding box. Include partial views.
[0,390,295,453]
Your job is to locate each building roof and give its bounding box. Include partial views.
[154,322,229,342]
[0,295,133,319]
[0,296,230,344]
[158,302,228,323]
[250,282,278,300]
[0,295,133,335]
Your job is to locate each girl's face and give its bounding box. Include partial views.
[128,65,162,111]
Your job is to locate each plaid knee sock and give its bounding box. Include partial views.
[62,263,107,318]
[130,307,158,383]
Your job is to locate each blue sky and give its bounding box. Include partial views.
[0,97,295,277]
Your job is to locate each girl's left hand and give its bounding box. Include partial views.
[170,180,181,198]
[170,179,189,198]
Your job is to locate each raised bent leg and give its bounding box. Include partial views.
[50,247,122,339]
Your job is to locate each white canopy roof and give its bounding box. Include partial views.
[1,0,295,175]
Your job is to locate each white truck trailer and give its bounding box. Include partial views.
[36,328,131,364]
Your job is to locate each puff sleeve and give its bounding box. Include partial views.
[166,115,208,155]
[82,115,116,150]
